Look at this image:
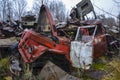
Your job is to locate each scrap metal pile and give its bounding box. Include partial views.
[0,0,119,80]
[0,21,20,59]
[0,21,22,39]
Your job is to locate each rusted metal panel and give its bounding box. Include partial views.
[70,41,93,70]
[39,61,80,80]
[76,0,95,20]
[0,37,18,47]
[76,0,94,15]
[36,5,57,36]
[0,37,18,58]
[70,25,98,69]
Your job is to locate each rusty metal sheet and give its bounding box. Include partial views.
[39,61,80,80]
[70,41,93,70]
[0,37,18,47]
[70,26,96,70]
[76,0,94,19]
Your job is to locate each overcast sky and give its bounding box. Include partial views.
[27,0,119,18]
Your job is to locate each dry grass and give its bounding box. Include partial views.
[102,57,120,80]
[0,57,11,80]
[0,57,10,73]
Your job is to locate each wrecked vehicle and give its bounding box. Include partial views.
[9,0,119,79]
[105,34,120,53]
[68,0,119,70]
[18,5,71,76]
[56,19,107,70]
[21,14,36,29]
[17,0,107,73]
[56,0,107,69]
[70,24,107,70]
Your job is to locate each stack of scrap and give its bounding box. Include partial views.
[0,21,22,39]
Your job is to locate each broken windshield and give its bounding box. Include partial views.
[75,25,97,42]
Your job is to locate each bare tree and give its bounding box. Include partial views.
[49,0,67,21]
[0,0,14,21]
[32,0,48,16]
[113,0,120,34]
[32,0,67,21]
[6,0,14,21]
[12,0,27,21]
[98,14,116,28]
[0,0,8,21]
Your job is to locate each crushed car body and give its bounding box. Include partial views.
[70,24,107,69]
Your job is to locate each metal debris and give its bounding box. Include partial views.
[39,61,80,80]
